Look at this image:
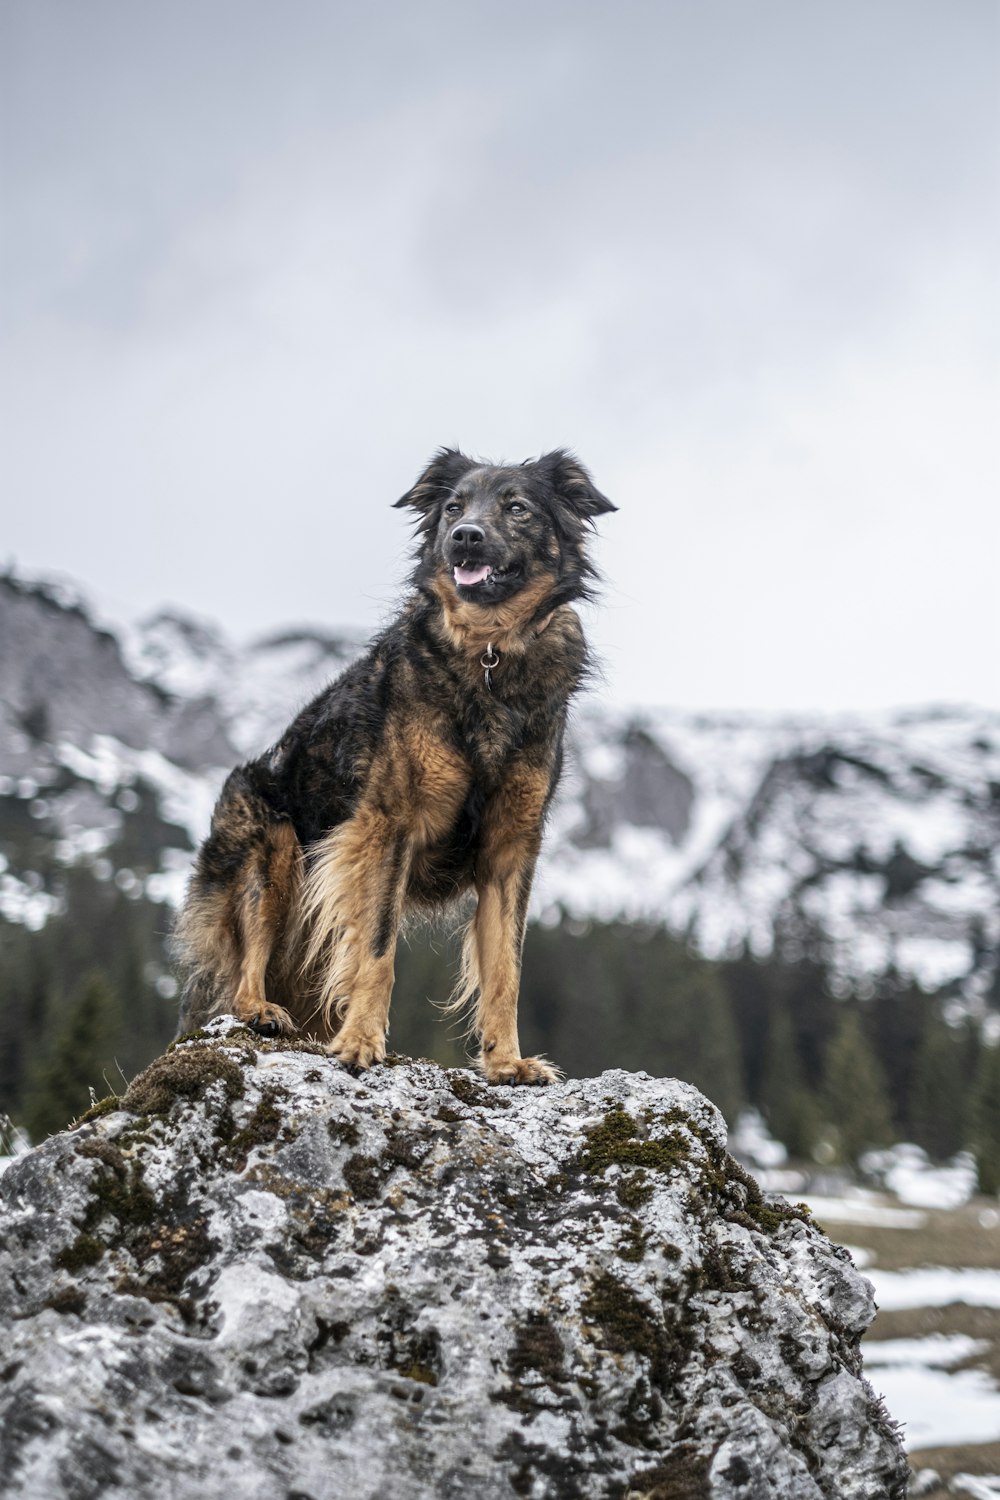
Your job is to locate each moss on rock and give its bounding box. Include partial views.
[582,1270,677,1392]
[54,1232,105,1272]
[507,1311,567,1388]
[447,1072,512,1110]
[624,1448,712,1499]
[72,1094,123,1128]
[0,1055,906,1497]
[342,1153,386,1201]
[120,1045,246,1118]
[225,1086,288,1164]
[577,1106,692,1177]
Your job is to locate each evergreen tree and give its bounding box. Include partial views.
[0,869,177,1122]
[23,974,120,1141]
[720,947,773,1103]
[516,920,745,1122]
[760,1001,821,1159]
[868,974,936,1138]
[907,1016,969,1160]
[971,1040,1000,1195]
[821,1006,894,1166]
[723,945,837,1099]
[390,923,470,1068]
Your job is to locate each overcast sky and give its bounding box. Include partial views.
[2,0,997,712]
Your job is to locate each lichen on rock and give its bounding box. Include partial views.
[0,1016,907,1499]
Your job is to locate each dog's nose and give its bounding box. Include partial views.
[450,523,485,549]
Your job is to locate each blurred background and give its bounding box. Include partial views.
[1,1,998,1485]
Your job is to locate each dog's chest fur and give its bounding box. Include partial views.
[445,656,560,774]
[423,604,585,779]
[256,599,586,858]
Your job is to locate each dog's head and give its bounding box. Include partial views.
[394,448,616,616]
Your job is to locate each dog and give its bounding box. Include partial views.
[174,448,615,1083]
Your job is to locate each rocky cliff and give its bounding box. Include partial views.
[0,572,234,773]
[0,1019,908,1499]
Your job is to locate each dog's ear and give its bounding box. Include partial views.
[394,448,477,517]
[537,450,617,520]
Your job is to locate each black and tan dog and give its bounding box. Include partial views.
[175,448,615,1083]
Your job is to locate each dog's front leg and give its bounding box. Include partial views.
[469,772,560,1086]
[304,810,412,1070]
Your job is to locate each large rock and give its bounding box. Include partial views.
[0,1019,907,1499]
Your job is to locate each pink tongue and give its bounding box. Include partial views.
[454,564,491,587]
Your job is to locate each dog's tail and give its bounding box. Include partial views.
[175,968,222,1037]
[291,823,368,1032]
[440,912,483,1039]
[171,875,241,1022]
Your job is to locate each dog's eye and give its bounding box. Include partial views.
[507,501,528,517]
[444,502,463,516]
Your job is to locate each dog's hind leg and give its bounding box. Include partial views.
[230,816,302,1037]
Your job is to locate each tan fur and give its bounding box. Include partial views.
[292,725,470,1047]
[429,571,558,658]
[174,885,241,1003]
[395,720,472,845]
[176,820,301,1035]
[449,763,558,1083]
[294,813,384,1029]
[230,818,301,1034]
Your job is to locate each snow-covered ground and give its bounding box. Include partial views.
[860,1142,980,1210]
[866,1267,1000,1313]
[950,1476,1000,1499]
[802,1192,929,1230]
[864,1335,1000,1451]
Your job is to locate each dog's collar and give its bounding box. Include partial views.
[481,643,500,692]
[479,612,554,692]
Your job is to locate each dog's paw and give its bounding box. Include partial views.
[327,1029,386,1072]
[249,1016,281,1038]
[481,1054,561,1086]
[242,1002,296,1038]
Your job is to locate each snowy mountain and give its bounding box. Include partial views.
[1,569,997,1004]
[546,704,999,1004]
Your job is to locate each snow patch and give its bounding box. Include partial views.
[865,1365,1000,1448]
[867,1267,1000,1312]
[861,1144,978,1211]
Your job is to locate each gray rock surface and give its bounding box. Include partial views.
[577,725,696,849]
[0,1019,908,1500]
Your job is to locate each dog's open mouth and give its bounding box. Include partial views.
[453,562,519,590]
[454,564,491,587]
